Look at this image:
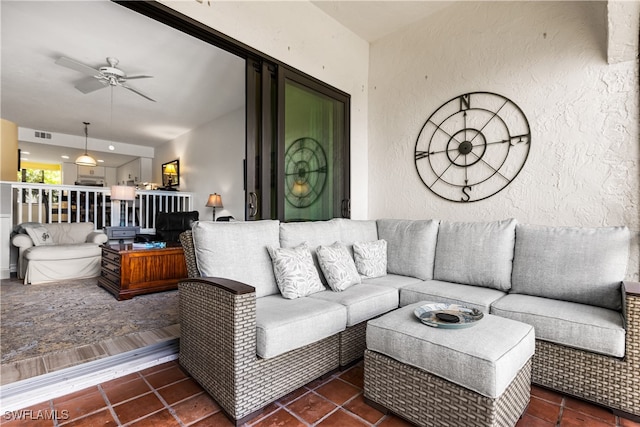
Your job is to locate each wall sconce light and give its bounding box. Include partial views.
[111,185,136,227]
[206,193,223,220]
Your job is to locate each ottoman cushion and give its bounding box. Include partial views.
[366,302,535,398]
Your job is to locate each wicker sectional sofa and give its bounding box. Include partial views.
[178,218,638,425]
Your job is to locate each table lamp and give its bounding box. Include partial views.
[206,193,223,220]
[111,185,136,227]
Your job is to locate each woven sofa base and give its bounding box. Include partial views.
[364,350,532,427]
[339,321,367,366]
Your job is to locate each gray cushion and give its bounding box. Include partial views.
[377,219,439,280]
[309,283,398,326]
[434,219,516,291]
[353,240,387,278]
[280,221,341,284]
[256,295,347,359]
[511,224,629,310]
[367,302,534,398]
[332,218,379,250]
[192,220,280,298]
[491,294,625,357]
[362,274,423,290]
[316,242,361,291]
[400,280,506,313]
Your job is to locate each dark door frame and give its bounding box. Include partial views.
[114,1,351,220]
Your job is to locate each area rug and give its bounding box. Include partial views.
[0,278,178,364]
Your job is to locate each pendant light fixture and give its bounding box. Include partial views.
[75,121,97,167]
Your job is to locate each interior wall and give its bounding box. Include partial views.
[368,1,639,280]
[154,107,245,222]
[160,0,370,219]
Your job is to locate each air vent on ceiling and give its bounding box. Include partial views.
[34,131,52,139]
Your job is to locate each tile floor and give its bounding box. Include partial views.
[2,360,639,427]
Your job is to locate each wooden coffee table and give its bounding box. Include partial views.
[98,243,187,300]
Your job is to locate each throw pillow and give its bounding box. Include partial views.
[316,242,361,292]
[353,240,387,278]
[267,243,324,299]
[22,224,54,246]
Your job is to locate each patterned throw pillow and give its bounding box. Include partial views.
[353,240,387,278]
[22,224,54,246]
[267,243,324,299]
[317,242,361,292]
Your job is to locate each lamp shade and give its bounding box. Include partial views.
[75,154,97,167]
[164,164,177,175]
[111,185,136,201]
[206,193,223,208]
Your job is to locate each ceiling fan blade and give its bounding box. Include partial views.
[125,75,153,80]
[121,83,156,102]
[55,56,101,77]
[75,77,108,94]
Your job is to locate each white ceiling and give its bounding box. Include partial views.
[312,1,453,42]
[1,0,245,167]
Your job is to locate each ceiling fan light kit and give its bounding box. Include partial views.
[75,121,97,167]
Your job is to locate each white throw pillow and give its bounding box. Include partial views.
[22,224,54,246]
[317,242,361,292]
[353,240,387,278]
[267,243,324,299]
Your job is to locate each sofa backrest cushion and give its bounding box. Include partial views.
[511,224,629,310]
[434,219,517,291]
[192,220,281,298]
[45,222,96,244]
[331,218,379,255]
[377,219,439,280]
[280,221,341,284]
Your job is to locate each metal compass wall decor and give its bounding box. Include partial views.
[285,137,328,208]
[414,92,531,202]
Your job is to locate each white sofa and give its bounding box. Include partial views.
[11,222,108,284]
[177,218,637,425]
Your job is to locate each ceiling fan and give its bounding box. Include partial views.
[55,56,156,102]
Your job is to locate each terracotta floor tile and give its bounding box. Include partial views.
[564,397,616,423]
[58,409,116,426]
[525,396,561,424]
[560,408,615,427]
[305,376,330,390]
[112,392,164,425]
[620,417,640,427]
[128,409,180,427]
[343,394,384,424]
[100,373,140,389]
[315,378,360,405]
[102,376,152,405]
[52,387,107,421]
[376,414,414,427]
[277,387,309,405]
[250,409,305,427]
[189,411,235,427]
[316,408,368,427]
[157,378,204,405]
[138,360,178,376]
[143,365,188,389]
[286,391,337,424]
[245,403,280,425]
[530,385,564,405]
[339,365,364,389]
[515,413,555,427]
[172,392,222,425]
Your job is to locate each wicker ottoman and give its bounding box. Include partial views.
[364,302,535,427]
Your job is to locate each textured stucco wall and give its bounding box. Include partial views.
[368,1,639,280]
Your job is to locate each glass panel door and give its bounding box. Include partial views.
[280,73,350,221]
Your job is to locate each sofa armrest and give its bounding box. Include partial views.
[86,231,108,245]
[178,276,257,410]
[11,234,34,249]
[624,281,640,296]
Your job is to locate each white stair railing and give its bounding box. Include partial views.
[11,183,193,233]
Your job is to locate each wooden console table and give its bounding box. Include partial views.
[98,243,187,300]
